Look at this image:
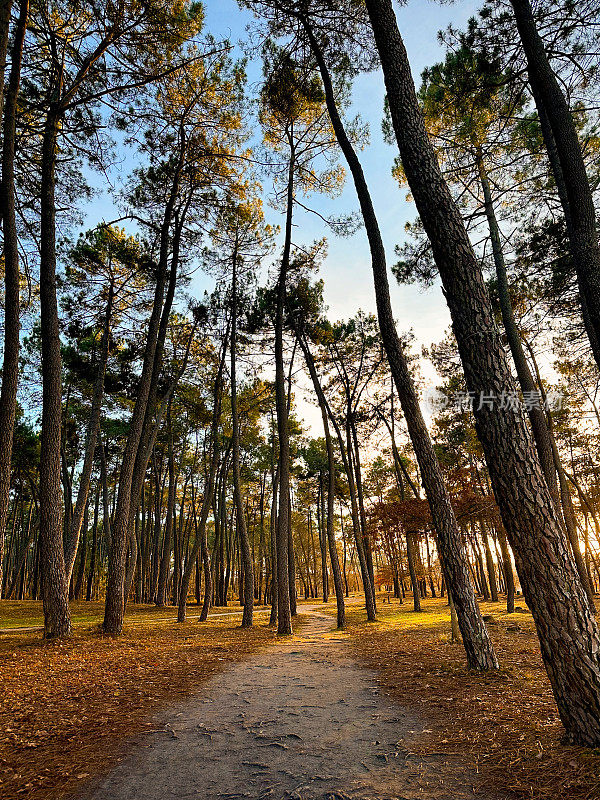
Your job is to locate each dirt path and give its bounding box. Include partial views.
[87,612,492,800]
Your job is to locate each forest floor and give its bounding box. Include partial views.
[86,609,488,800]
[2,596,600,800]
[0,599,275,631]
[331,595,600,800]
[0,602,289,800]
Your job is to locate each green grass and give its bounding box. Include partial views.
[0,599,276,630]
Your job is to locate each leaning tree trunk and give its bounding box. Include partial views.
[230,242,254,628]
[103,162,182,634]
[478,158,594,604]
[303,18,497,669]
[297,331,345,628]
[366,0,600,745]
[0,0,28,592]
[39,109,71,638]
[510,0,600,371]
[477,156,558,504]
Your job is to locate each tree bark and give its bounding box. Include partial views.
[405,531,421,612]
[297,332,345,627]
[0,0,28,591]
[64,281,113,581]
[39,108,71,638]
[366,0,600,744]
[510,0,600,370]
[230,241,254,627]
[274,137,295,636]
[303,17,497,669]
[0,0,13,127]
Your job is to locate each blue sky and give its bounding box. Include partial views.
[83,0,479,429]
[201,0,478,363]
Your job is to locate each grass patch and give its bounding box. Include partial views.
[0,599,276,629]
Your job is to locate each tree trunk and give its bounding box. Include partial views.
[0,0,28,591]
[0,0,13,126]
[497,526,515,613]
[230,244,254,627]
[156,408,176,607]
[477,156,559,504]
[481,523,499,603]
[297,332,345,627]
[103,158,182,633]
[39,109,71,638]
[73,501,88,600]
[86,489,100,601]
[523,335,596,607]
[64,281,113,581]
[405,531,421,612]
[177,336,227,623]
[328,398,376,620]
[303,18,497,669]
[366,0,600,744]
[318,474,329,602]
[510,0,600,370]
[269,461,279,626]
[273,140,294,636]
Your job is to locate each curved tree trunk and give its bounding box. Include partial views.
[302,18,497,669]
[366,0,600,744]
[297,332,345,628]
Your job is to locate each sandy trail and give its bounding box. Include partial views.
[87,611,491,800]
